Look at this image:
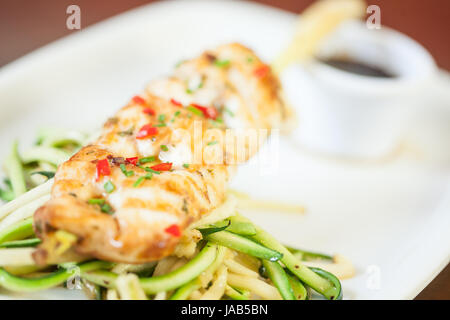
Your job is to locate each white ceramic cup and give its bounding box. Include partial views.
[282,20,437,159]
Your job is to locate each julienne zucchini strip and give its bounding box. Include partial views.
[261,260,295,300]
[0,217,34,244]
[225,285,250,300]
[78,242,219,295]
[140,242,217,293]
[0,238,41,248]
[3,142,27,199]
[202,230,283,262]
[228,214,341,300]
[250,224,341,300]
[0,261,113,292]
[287,273,309,300]
[169,279,201,300]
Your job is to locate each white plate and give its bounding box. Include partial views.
[0,0,449,300]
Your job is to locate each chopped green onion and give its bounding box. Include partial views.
[133,176,145,188]
[158,114,166,123]
[138,156,155,165]
[120,164,134,177]
[214,59,230,68]
[224,107,235,117]
[186,105,203,117]
[104,181,115,193]
[171,111,181,123]
[88,199,105,205]
[154,123,166,128]
[207,141,218,146]
[183,164,189,169]
[100,203,114,215]
[160,145,169,152]
[143,167,160,175]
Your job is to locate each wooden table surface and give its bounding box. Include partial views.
[0,0,448,299]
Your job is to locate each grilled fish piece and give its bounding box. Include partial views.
[33,43,287,264]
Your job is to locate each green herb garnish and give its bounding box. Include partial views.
[104,181,115,193]
[224,107,234,117]
[120,164,134,177]
[88,198,105,205]
[214,59,230,68]
[160,145,169,151]
[171,111,181,123]
[144,167,161,175]
[133,173,153,188]
[100,203,114,214]
[183,164,189,169]
[138,156,156,165]
[133,176,145,188]
[186,105,203,117]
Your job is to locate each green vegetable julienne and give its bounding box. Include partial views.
[248,220,340,300]
[204,230,282,262]
[0,261,114,292]
[262,260,295,300]
[83,243,218,294]
[139,243,218,293]
[0,238,41,248]
[0,217,34,244]
[4,142,27,198]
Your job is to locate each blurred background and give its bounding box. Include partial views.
[0,0,449,70]
[0,0,448,299]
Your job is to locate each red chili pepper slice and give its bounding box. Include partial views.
[136,124,158,139]
[125,157,138,165]
[191,103,218,120]
[132,95,146,105]
[165,224,181,237]
[143,107,155,116]
[170,99,183,107]
[253,65,270,78]
[150,162,172,171]
[96,158,111,181]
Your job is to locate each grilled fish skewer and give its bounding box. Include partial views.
[33,43,287,264]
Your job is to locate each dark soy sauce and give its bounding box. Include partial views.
[320,57,395,78]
